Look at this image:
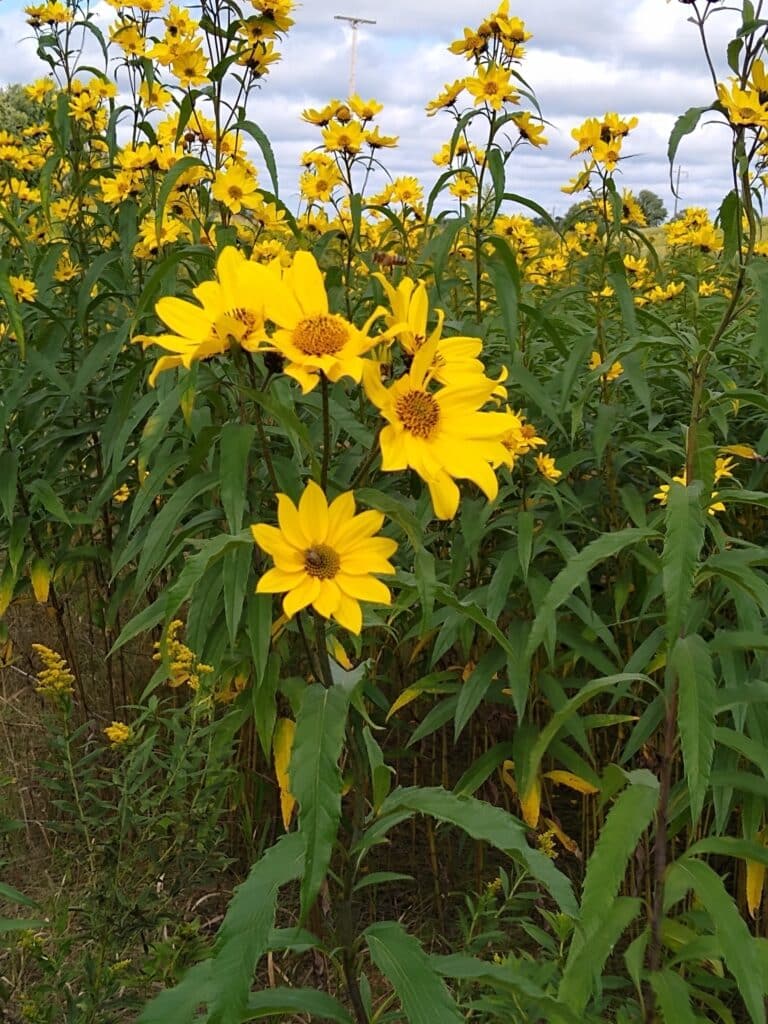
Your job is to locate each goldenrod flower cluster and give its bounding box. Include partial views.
[153,620,213,691]
[104,720,132,745]
[31,644,75,699]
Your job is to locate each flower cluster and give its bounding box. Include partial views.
[104,720,132,745]
[31,644,75,700]
[153,620,213,690]
[563,112,639,192]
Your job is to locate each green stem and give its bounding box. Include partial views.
[312,610,334,688]
[320,373,332,491]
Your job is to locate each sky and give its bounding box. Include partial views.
[0,0,744,218]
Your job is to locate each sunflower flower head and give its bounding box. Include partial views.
[260,251,384,393]
[252,481,397,634]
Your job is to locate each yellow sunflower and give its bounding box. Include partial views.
[134,246,268,384]
[374,273,505,393]
[252,481,397,634]
[261,251,384,393]
[363,337,511,520]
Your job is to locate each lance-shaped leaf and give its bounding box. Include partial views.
[561,768,658,999]
[365,921,464,1024]
[291,683,349,920]
[671,634,715,826]
[668,858,766,1024]
[378,785,576,915]
[662,482,705,646]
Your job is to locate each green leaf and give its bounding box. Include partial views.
[220,423,255,533]
[485,235,520,347]
[0,451,18,523]
[454,646,505,739]
[378,786,576,915]
[559,897,643,1013]
[27,479,70,525]
[0,881,39,909]
[138,961,214,1024]
[362,726,393,813]
[671,634,716,825]
[650,969,698,1024]
[525,528,653,660]
[235,120,280,196]
[0,917,47,932]
[133,473,218,593]
[521,674,649,801]
[668,106,711,188]
[223,542,252,647]
[291,683,349,920]
[563,768,658,989]
[245,988,353,1022]
[154,155,207,231]
[206,832,305,1024]
[453,741,515,796]
[365,921,464,1024]
[668,858,766,1024]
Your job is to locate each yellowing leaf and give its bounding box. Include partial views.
[30,558,51,604]
[330,636,353,670]
[520,776,541,829]
[746,827,768,918]
[0,564,15,617]
[720,444,756,459]
[542,816,581,856]
[746,859,765,918]
[273,717,296,830]
[543,770,599,795]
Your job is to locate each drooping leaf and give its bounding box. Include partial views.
[378,785,576,915]
[207,831,305,1024]
[273,718,296,830]
[525,528,653,659]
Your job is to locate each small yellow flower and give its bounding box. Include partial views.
[104,721,131,745]
[588,351,623,383]
[211,163,261,215]
[9,275,37,303]
[535,453,562,482]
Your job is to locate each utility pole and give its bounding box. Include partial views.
[334,15,376,96]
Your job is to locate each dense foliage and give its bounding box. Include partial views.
[2,0,768,1021]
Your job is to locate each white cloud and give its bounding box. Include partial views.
[0,0,749,216]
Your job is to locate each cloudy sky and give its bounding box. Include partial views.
[0,0,743,218]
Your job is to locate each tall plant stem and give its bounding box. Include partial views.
[338,711,370,1024]
[644,681,678,1020]
[320,373,332,491]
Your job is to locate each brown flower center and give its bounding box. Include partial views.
[395,389,440,438]
[304,544,340,579]
[293,314,349,356]
[227,185,243,201]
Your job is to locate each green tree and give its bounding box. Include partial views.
[637,188,668,226]
[0,83,43,132]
